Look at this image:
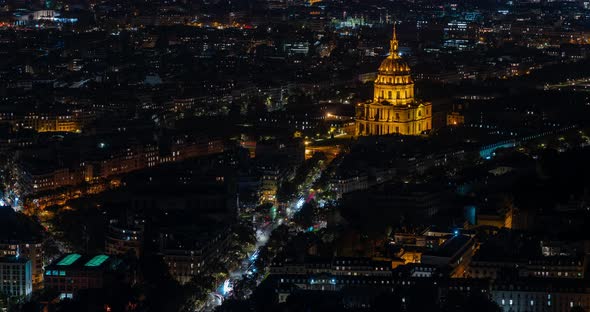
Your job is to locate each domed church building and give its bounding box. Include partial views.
[355,26,432,136]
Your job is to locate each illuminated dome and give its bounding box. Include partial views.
[377,27,410,75]
[372,25,414,104]
[355,22,433,137]
[378,55,411,74]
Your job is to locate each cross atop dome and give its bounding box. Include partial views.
[389,23,399,58]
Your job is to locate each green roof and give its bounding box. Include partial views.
[57,254,81,266]
[84,255,109,267]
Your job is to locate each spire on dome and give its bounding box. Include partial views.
[389,22,399,57]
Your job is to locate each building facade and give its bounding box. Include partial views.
[159,226,231,285]
[0,256,32,298]
[329,174,369,199]
[356,27,432,136]
[44,253,125,298]
[0,241,43,289]
[491,279,590,312]
[0,206,44,289]
[105,219,144,259]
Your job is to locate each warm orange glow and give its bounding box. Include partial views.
[355,27,432,136]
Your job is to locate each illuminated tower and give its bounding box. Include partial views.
[355,25,432,136]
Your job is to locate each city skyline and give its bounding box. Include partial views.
[0,0,589,311]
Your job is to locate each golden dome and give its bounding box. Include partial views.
[378,55,411,74]
[377,24,411,74]
[372,24,415,104]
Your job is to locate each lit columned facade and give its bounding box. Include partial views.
[356,26,432,136]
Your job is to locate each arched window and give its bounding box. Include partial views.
[418,111,422,117]
[396,91,400,99]
[388,91,392,99]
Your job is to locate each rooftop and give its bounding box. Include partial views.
[85,255,110,267]
[0,206,43,243]
[0,255,30,264]
[426,235,473,258]
[56,253,81,266]
[47,253,113,271]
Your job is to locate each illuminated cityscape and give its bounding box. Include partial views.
[0,0,589,311]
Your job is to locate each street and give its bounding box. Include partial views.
[199,168,322,311]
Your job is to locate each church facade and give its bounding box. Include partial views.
[355,27,432,136]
